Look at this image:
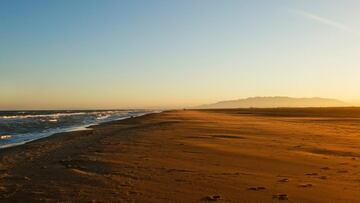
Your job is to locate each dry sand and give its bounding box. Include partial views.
[1,108,360,202]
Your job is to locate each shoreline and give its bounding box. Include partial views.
[0,111,159,150]
[1,109,360,202]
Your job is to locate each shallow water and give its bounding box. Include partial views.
[0,110,154,148]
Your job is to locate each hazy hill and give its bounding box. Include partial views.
[197,97,348,109]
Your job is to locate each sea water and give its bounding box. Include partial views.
[0,110,154,149]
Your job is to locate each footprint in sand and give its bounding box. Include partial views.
[203,195,221,201]
[247,186,266,191]
[0,186,7,193]
[298,183,313,188]
[273,194,289,201]
[278,178,289,183]
[319,176,327,180]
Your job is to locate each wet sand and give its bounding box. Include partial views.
[1,108,360,202]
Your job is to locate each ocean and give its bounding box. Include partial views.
[0,110,154,149]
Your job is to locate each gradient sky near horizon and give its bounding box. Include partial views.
[1,0,360,109]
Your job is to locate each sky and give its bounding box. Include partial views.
[1,0,360,110]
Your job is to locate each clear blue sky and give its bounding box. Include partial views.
[1,0,359,109]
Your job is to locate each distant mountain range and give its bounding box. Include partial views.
[197,97,348,109]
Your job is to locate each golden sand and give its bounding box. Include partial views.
[1,108,360,202]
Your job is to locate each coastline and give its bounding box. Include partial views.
[0,111,158,150]
[1,109,360,202]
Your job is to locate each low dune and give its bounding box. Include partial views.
[1,108,360,202]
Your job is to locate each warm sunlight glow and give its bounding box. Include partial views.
[1,0,359,109]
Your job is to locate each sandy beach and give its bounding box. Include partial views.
[1,108,360,202]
